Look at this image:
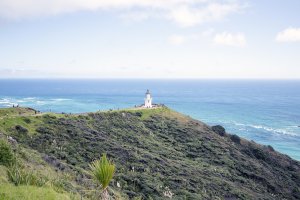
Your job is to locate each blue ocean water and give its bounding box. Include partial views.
[0,79,300,160]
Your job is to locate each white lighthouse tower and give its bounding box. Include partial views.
[144,89,152,108]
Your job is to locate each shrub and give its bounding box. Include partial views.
[230,134,241,144]
[267,145,274,152]
[0,139,16,166]
[251,147,268,161]
[135,112,143,117]
[15,125,28,134]
[211,125,226,136]
[22,117,31,124]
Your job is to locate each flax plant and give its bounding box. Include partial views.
[89,154,115,200]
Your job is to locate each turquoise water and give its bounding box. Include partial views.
[0,79,300,160]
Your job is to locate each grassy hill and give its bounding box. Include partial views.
[0,107,299,199]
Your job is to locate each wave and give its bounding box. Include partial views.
[0,98,10,104]
[23,97,37,100]
[50,98,71,101]
[0,97,72,109]
[231,121,299,136]
[0,98,15,106]
[1,96,71,102]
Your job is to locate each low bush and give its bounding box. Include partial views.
[0,139,16,166]
[230,134,241,144]
[211,125,226,136]
[15,125,28,134]
[267,145,274,152]
[251,146,269,161]
[22,117,31,124]
[134,112,143,117]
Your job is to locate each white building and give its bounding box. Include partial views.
[144,89,152,108]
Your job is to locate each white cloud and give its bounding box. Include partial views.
[120,11,153,22]
[168,35,186,45]
[276,28,300,42]
[169,3,240,27]
[167,29,214,45]
[0,0,245,27]
[213,32,246,47]
[201,28,215,36]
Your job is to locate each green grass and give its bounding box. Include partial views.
[0,115,41,136]
[0,109,69,136]
[0,107,36,118]
[7,163,48,187]
[116,106,188,121]
[0,166,8,183]
[0,184,76,200]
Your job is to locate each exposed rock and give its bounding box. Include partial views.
[7,136,17,145]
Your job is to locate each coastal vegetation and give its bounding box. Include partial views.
[0,139,15,167]
[89,154,116,199]
[0,107,299,199]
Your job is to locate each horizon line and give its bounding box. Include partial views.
[1,78,300,81]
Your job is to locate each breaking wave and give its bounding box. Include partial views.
[0,97,71,107]
[0,98,14,106]
[231,121,299,137]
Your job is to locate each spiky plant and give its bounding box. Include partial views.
[89,154,115,200]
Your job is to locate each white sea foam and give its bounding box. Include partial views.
[50,98,71,101]
[0,99,10,104]
[16,100,26,103]
[23,97,37,100]
[36,100,47,105]
[12,97,70,105]
[0,98,15,106]
[231,121,299,136]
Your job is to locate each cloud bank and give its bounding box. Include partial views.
[276,28,300,42]
[0,0,244,27]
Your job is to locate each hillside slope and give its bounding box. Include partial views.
[0,107,299,199]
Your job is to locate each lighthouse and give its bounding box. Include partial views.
[144,89,153,108]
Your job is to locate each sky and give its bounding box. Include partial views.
[0,0,300,79]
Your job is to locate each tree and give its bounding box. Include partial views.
[89,154,115,200]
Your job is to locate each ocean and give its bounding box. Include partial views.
[0,79,300,160]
